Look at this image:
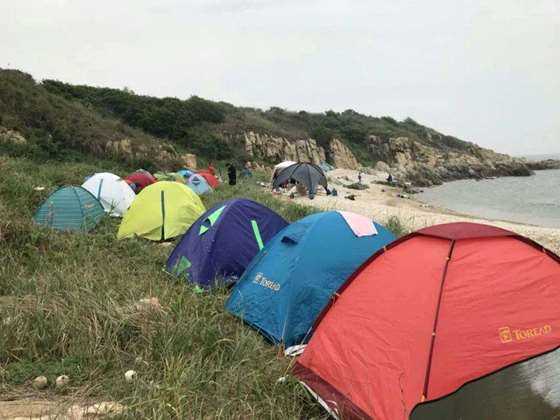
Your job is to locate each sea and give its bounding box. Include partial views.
[417,154,560,228]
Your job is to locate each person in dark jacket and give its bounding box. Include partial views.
[227,163,237,186]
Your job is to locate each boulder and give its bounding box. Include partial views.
[0,126,27,145]
[180,153,197,169]
[232,131,327,164]
[329,138,359,169]
[374,161,391,173]
[366,135,533,186]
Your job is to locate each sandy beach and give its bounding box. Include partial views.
[288,169,560,254]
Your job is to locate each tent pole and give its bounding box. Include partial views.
[422,239,456,400]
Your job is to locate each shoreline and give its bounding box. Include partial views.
[288,168,560,254]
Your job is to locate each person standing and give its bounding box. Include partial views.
[227,163,237,186]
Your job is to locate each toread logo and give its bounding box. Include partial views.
[253,272,281,291]
[499,325,552,343]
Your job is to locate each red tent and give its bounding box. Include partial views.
[294,222,560,420]
[197,170,219,189]
[124,170,156,193]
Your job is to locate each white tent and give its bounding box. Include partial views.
[82,172,136,217]
[271,160,297,181]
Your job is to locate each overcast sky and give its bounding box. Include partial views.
[1,0,558,155]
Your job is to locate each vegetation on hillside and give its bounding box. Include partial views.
[0,70,162,164]
[39,73,476,166]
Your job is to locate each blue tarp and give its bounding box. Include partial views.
[166,199,288,287]
[225,211,396,346]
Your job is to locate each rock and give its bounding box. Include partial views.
[525,159,560,171]
[366,135,533,187]
[180,153,197,169]
[105,138,132,156]
[134,297,163,313]
[67,401,125,418]
[32,376,48,389]
[374,161,391,173]
[124,370,137,382]
[0,126,27,145]
[230,131,327,164]
[329,138,359,169]
[55,375,70,389]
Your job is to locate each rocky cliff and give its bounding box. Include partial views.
[366,136,532,186]
[4,69,549,185]
[226,130,533,187]
[226,131,361,170]
[525,159,560,171]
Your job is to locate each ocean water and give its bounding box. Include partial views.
[417,169,560,228]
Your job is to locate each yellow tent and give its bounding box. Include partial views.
[117,181,205,241]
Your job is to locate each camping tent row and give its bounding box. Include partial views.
[33,168,212,234]
[34,161,328,233]
[32,165,560,419]
[163,203,560,419]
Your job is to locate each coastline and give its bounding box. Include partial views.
[288,169,560,254]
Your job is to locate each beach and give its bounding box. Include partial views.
[290,169,560,254]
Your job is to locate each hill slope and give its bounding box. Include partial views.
[41,77,533,186]
[0,69,187,169]
[1,69,535,186]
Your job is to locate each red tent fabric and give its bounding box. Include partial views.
[197,170,219,189]
[124,170,156,192]
[294,222,560,420]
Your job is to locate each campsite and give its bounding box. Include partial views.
[2,3,560,418]
[2,152,560,419]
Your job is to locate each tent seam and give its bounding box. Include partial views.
[422,239,456,399]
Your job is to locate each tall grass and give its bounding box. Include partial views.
[0,156,405,417]
[0,156,325,418]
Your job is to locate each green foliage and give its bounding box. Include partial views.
[385,215,409,237]
[42,80,228,159]
[3,68,476,171]
[0,69,157,163]
[346,182,369,190]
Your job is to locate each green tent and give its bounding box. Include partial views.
[34,186,105,232]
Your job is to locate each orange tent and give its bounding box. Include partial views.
[295,222,560,420]
[197,170,219,188]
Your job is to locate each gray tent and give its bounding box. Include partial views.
[412,347,560,420]
[272,162,328,199]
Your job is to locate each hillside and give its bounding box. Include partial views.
[0,70,190,170]
[1,68,537,186]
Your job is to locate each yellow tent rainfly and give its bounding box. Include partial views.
[117,181,205,241]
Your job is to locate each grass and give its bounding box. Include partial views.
[0,154,404,418]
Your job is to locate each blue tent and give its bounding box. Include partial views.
[225,211,396,347]
[34,186,105,232]
[177,168,195,179]
[166,199,288,287]
[186,173,212,195]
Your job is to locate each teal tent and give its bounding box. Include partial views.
[34,186,105,232]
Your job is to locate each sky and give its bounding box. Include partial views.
[1,0,559,156]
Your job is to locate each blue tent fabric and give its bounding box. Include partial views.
[225,211,396,347]
[186,173,212,195]
[177,168,195,179]
[166,199,288,288]
[34,186,105,232]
